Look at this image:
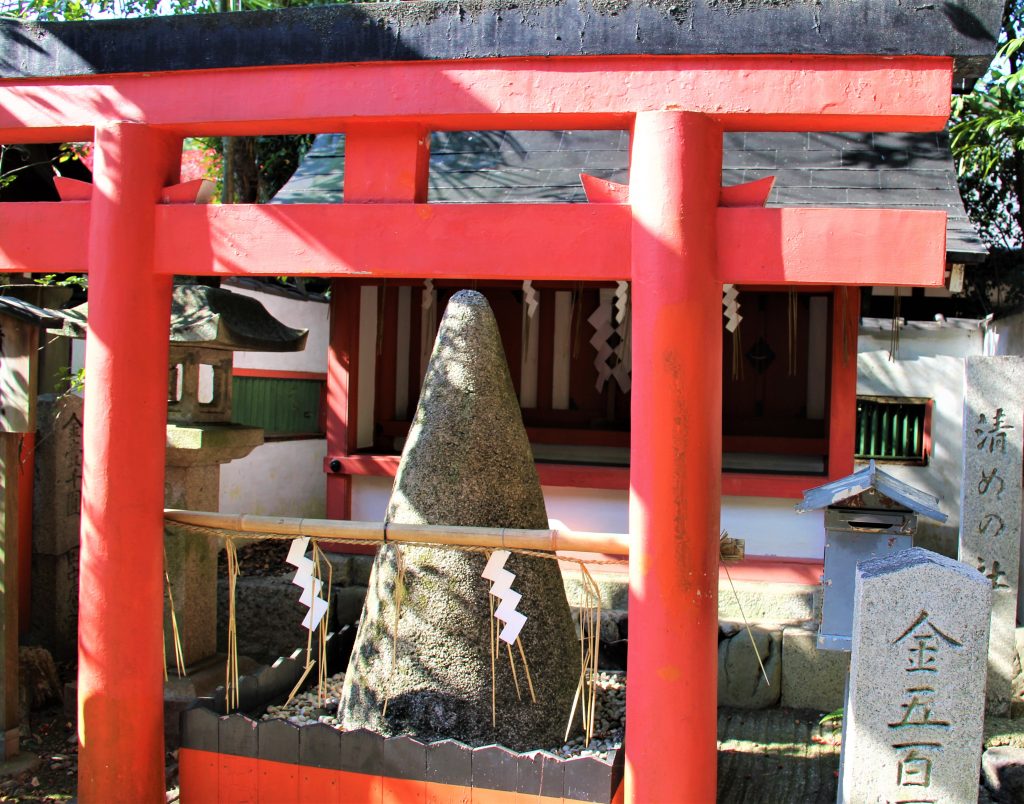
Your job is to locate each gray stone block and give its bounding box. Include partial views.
[982,746,1024,803]
[350,555,374,587]
[563,574,628,610]
[333,585,367,627]
[217,576,329,664]
[321,553,352,586]
[32,394,83,557]
[30,549,79,660]
[780,626,849,712]
[718,625,781,709]
[165,524,218,668]
[339,291,578,751]
[1013,628,1024,719]
[838,548,991,804]
[959,356,1024,717]
[718,579,819,625]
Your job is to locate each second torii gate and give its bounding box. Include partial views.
[0,2,1002,801]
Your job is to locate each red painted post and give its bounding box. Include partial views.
[325,124,429,525]
[326,283,359,521]
[78,122,180,803]
[827,287,861,480]
[625,111,722,803]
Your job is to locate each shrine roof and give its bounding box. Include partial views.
[0,0,1004,90]
[795,459,947,521]
[0,295,61,327]
[274,129,987,262]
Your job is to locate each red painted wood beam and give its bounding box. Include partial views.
[0,202,946,290]
[327,454,633,491]
[77,123,181,803]
[0,55,951,142]
[142,203,947,286]
[152,203,632,280]
[0,202,89,274]
[717,207,948,286]
[325,124,429,527]
[626,111,721,803]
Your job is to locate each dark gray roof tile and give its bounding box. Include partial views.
[273,129,986,259]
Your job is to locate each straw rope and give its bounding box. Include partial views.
[224,539,241,713]
[163,545,186,681]
[163,517,748,737]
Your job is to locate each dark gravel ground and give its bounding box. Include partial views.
[0,664,180,804]
[0,706,77,803]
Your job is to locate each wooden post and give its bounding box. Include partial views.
[77,123,180,803]
[325,124,429,525]
[0,305,51,761]
[0,432,21,761]
[625,111,722,803]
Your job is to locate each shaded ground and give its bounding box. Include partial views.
[4,703,1021,801]
[0,707,77,804]
[717,707,841,803]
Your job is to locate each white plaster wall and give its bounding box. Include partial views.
[722,497,824,558]
[987,310,1024,357]
[215,283,331,518]
[219,438,327,518]
[857,324,984,554]
[351,478,824,559]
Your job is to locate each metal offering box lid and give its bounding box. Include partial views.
[795,459,947,523]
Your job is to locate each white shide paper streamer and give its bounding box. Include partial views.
[286,536,329,631]
[482,549,527,644]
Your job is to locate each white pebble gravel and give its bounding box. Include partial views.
[546,671,625,761]
[262,672,345,728]
[263,669,626,761]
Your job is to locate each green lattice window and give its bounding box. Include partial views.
[231,376,325,437]
[855,396,930,464]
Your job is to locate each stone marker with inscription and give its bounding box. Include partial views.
[958,355,1024,716]
[31,393,84,660]
[838,547,990,804]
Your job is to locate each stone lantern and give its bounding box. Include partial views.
[53,284,307,670]
[796,460,947,651]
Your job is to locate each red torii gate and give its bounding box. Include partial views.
[0,3,999,801]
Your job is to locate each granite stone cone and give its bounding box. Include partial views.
[339,290,579,751]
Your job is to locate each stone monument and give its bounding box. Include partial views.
[31,393,84,660]
[838,547,990,804]
[339,290,579,751]
[958,355,1023,716]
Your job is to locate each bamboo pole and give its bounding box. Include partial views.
[163,509,631,556]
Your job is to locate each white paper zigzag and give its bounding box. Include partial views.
[286,536,329,631]
[482,549,527,644]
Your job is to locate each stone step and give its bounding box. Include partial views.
[563,570,821,626]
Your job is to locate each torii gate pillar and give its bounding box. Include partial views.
[78,123,180,803]
[627,111,722,802]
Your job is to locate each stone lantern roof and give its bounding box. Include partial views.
[51,283,308,352]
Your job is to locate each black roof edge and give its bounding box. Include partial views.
[948,248,989,264]
[0,0,1004,87]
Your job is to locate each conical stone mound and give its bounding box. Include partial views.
[339,290,579,750]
